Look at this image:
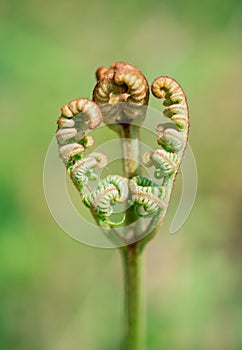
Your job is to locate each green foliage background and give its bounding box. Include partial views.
[0,0,242,349]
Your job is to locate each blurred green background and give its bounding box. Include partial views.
[1,0,242,349]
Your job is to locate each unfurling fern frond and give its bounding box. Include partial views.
[68,152,108,193]
[70,157,98,189]
[55,65,190,235]
[93,62,149,128]
[94,62,149,106]
[102,175,129,202]
[156,125,184,154]
[142,149,178,179]
[83,175,129,226]
[56,99,102,165]
[151,149,178,177]
[60,98,103,130]
[151,76,189,131]
[129,176,166,217]
[142,76,189,183]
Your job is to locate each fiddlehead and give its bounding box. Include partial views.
[56,98,107,195]
[129,176,166,217]
[69,152,108,193]
[55,67,190,239]
[156,125,185,154]
[93,62,149,127]
[60,98,102,129]
[151,76,189,133]
[56,98,103,164]
[94,62,149,105]
[102,175,129,202]
[83,175,129,226]
[142,77,189,181]
[142,149,179,179]
[53,65,191,350]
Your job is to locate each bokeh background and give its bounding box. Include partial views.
[0,0,242,349]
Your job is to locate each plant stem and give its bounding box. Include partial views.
[119,123,146,349]
[120,243,145,350]
[119,124,140,178]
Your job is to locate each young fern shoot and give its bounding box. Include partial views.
[55,62,189,350]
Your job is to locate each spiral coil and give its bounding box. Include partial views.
[83,175,129,225]
[129,176,166,217]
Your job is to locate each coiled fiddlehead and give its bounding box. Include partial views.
[69,152,108,193]
[83,175,129,225]
[129,176,166,217]
[60,98,102,129]
[55,67,190,235]
[156,125,185,154]
[151,76,189,133]
[139,75,189,236]
[56,98,107,195]
[56,98,103,164]
[54,66,191,350]
[142,149,179,179]
[94,62,149,105]
[93,62,149,128]
[142,76,189,181]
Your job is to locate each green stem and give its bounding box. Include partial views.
[120,244,145,350]
[119,124,140,178]
[119,123,146,349]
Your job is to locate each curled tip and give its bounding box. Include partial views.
[76,99,103,129]
[70,156,99,191]
[81,135,94,148]
[93,61,149,106]
[91,152,108,168]
[102,175,129,202]
[96,66,112,81]
[83,175,129,227]
[134,205,159,218]
[157,128,184,153]
[59,98,102,131]
[93,74,127,105]
[152,149,178,176]
[129,176,166,217]
[156,123,164,133]
[104,213,126,226]
[112,62,149,105]
[151,76,189,131]
[142,151,153,167]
